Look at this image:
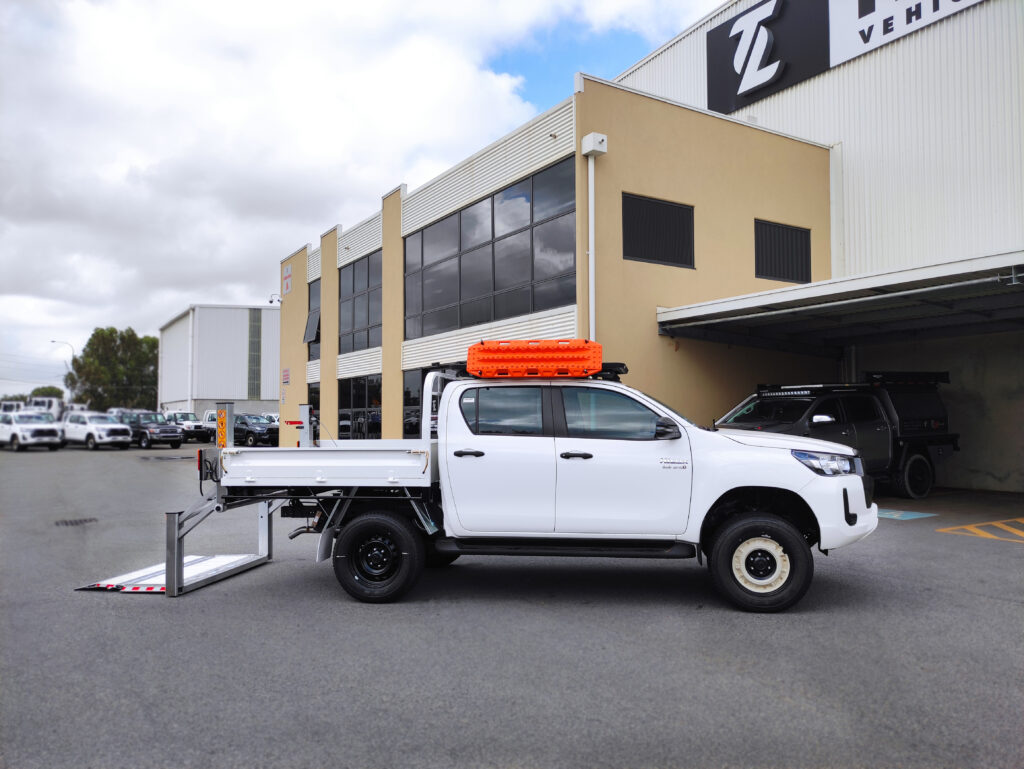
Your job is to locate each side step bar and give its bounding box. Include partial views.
[433,538,696,559]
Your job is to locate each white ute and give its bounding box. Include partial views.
[63,411,133,450]
[197,340,878,612]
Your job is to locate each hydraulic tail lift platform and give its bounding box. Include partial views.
[77,403,315,596]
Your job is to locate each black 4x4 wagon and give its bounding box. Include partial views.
[719,372,959,499]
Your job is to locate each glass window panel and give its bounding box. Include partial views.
[303,308,321,342]
[339,266,353,299]
[367,374,382,407]
[533,212,575,280]
[422,258,459,311]
[533,274,576,312]
[338,333,353,354]
[354,292,368,330]
[338,409,352,438]
[404,370,422,408]
[403,407,420,439]
[338,380,351,410]
[308,279,321,311]
[368,324,382,348]
[561,388,658,440]
[460,297,491,328]
[494,180,531,237]
[494,230,531,290]
[460,244,492,300]
[461,198,492,250]
[533,158,574,222]
[354,258,368,292]
[353,329,368,351]
[352,377,367,409]
[368,288,382,326]
[473,387,544,436]
[308,340,320,361]
[405,273,421,316]
[422,305,459,336]
[493,286,532,320]
[405,316,421,340]
[405,232,422,273]
[338,300,353,334]
[369,250,382,288]
[423,213,459,265]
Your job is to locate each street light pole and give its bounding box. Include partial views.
[50,340,75,371]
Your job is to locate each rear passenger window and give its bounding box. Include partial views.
[561,388,658,440]
[460,387,544,436]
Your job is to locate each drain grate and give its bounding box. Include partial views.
[55,517,98,527]
[138,455,193,462]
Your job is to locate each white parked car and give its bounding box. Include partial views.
[63,411,133,450]
[0,411,62,451]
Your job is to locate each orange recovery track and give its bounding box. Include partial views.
[467,339,602,378]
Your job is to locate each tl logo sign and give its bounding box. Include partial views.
[729,0,784,96]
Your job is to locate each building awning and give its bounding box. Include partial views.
[657,253,1024,358]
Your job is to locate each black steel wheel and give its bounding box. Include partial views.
[710,514,813,613]
[86,434,97,450]
[333,512,424,603]
[139,433,151,449]
[895,453,933,500]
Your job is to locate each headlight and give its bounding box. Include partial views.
[792,450,857,476]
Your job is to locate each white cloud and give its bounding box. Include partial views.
[0,0,721,395]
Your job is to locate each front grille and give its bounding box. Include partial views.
[110,428,130,437]
[31,429,58,438]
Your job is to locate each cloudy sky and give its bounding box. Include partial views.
[0,0,723,396]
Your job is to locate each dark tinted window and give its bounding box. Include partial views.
[308,279,321,311]
[843,395,882,422]
[533,158,574,221]
[494,287,531,320]
[460,297,491,327]
[368,250,382,287]
[461,244,492,299]
[533,212,575,280]
[461,198,492,250]
[622,193,694,268]
[338,300,353,333]
[405,273,421,316]
[422,258,459,311]
[422,305,459,336]
[755,220,811,283]
[339,265,353,298]
[460,387,544,436]
[423,214,459,265]
[533,274,575,312]
[405,232,422,272]
[494,230,532,289]
[494,179,531,237]
[353,259,368,292]
[562,388,658,440]
[724,398,812,425]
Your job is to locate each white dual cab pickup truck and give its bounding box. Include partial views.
[211,370,878,612]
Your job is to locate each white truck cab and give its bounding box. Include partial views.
[199,340,877,612]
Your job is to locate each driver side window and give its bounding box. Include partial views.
[561,387,658,440]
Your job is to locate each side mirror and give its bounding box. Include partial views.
[811,414,836,425]
[655,416,681,440]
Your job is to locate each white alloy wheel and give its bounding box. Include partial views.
[730,536,791,594]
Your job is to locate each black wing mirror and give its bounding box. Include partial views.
[655,416,681,440]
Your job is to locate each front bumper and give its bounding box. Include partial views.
[16,432,62,447]
[803,474,879,550]
[95,429,132,444]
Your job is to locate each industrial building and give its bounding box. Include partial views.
[278,0,1022,492]
[159,305,281,416]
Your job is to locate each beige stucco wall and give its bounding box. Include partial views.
[861,330,1024,492]
[278,245,309,446]
[575,79,836,425]
[319,228,340,440]
[381,188,405,439]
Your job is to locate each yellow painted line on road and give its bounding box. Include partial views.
[937,518,1024,544]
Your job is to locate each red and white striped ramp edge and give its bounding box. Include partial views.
[77,554,254,594]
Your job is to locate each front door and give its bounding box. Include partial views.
[442,385,556,533]
[553,386,692,536]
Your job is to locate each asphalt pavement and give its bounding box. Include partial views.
[1,445,1022,769]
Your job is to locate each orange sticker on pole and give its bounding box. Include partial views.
[217,409,228,448]
[467,339,602,378]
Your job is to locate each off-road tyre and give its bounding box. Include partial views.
[86,434,97,450]
[710,514,814,613]
[894,453,933,500]
[333,512,425,603]
[12,436,24,452]
[139,433,151,449]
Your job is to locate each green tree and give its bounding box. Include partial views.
[64,327,158,412]
[30,386,64,398]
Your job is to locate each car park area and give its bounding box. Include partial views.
[1,448,1021,769]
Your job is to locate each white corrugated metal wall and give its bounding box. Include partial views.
[339,212,383,267]
[260,307,280,401]
[158,312,191,407]
[194,307,250,399]
[616,0,1023,278]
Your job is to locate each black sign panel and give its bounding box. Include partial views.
[706,0,829,115]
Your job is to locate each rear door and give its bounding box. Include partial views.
[442,384,556,533]
[842,394,892,473]
[553,385,692,536]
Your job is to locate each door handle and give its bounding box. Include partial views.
[453,449,485,457]
[560,451,593,460]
